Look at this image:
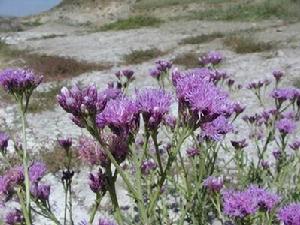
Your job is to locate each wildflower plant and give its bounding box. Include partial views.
[1,53,300,225]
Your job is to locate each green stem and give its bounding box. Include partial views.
[68,180,74,225]
[89,193,102,224]
[17,188,31,225]
[20,103,31,223]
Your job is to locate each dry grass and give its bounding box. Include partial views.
[173,52,200,68]
[39,145,81,174]
[0,40,112,81]
[99,16,162,31]
[180,32,224,45]
[190,0,300,22]
[123,48,165,64]
[223,34,275,53]
[27,83,65,113]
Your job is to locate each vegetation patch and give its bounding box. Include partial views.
[223,33,275,53]
[123,48,165,64]
[39,145,81,174]
[0,40,112,81]
[27,83,66,113]
[189,0,300,22]
[173,52,200,68]
[180,32,224,45]
[99,16,162,31]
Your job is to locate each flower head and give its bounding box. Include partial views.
[31,184,50,201]
[222,185,280,218]
[203,176,223,192]
[0,68,42,95]
[273,70,284,81]
[0,132,9,153]
[89,170,106,193]
[78,137,108,166]
[96,98,139,135]
[276,118,296,135]
[278,203,300,225]
[175,70,234,121]
[98,217,118,225]
[136,88,172,129]
[141,159,157,175]
[231,139,248,150]
[199,51,223,66]
[271,88,299,103]
[201,116,233,141]
[290,140,300,151]
[5,209,24,225]
[186,147,200,157]
[58,137,72,150]
[29,162,47,183]
[115,69,134,80]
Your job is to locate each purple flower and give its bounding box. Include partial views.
[247,80,266,90]
[58,85,122,127]
[273,70,284,81]
[271,88,299,103]
[222,189,258,218]
[233,103,245,116]
[31,184,50,201]
[29,162,47,183]
[276,118,296,135]
[231,139,248,150]
[136,88,172,129]
[163,115,176,129]
[0,132,9,152]
[278,203,300,225]
[98,217,118,225]
[175,70,234,121]
[222,185,280,218]
[78,137,108,166]
[0,68,42,95]
[149,60,172,79]
[247,185,280,211]
[0,166,24,199]
[290,140,300,151]
[5,209,23,225]
[89,170,106,193]
[96,98,139,134]
[201,116,233,141]
[261,160,270,169]
[199,51,223,66]
[203,176,223,192]
[58,137,72,150]
[141,159,157,175]
[115,69,134,80]
[155,60,172,72]
[186,147,200,157]
[149,68,161,79]
[272,149,282,160]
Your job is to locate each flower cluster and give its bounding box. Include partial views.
[78,136,107,166]
[222,185,280,218]
[89,170,106,193]
[149,60,172,79]
[278,203,300,225]
[203,176,224,192]
[0,68,43,95]
[174,68,234,125]
[276,118,297,135]
[96,98,139,135]
[199,51,223,66]
[5,209,24,225]
[136,88,172,130]
[57,84,122,128]
[141,159,157,175]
